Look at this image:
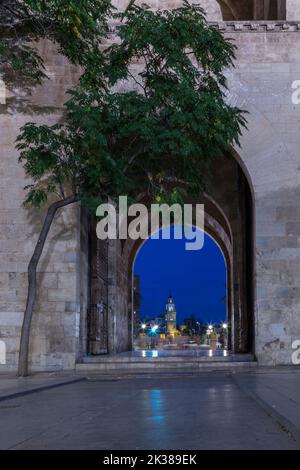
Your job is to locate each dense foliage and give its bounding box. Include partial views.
[15,1,246,209]
[0,0,111,87]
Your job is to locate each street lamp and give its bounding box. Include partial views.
[150,324,159,350]
[222,323,228,351]
[141,323,147,330]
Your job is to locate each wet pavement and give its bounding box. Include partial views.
[0,368,300,449]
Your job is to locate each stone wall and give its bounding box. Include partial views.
[1,2,300,371]
[286,0,300,19]
[114,0,298,21]
[113,0,222,20]
[0,42,81,371]
[223,23,300,364]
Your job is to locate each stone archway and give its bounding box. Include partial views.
[122,152,255,356]
[81,151,255,360]
[127,196,234,352]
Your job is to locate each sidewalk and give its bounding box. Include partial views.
[0,366,300,449]
[0,372,85,401]
[232,367,300,440]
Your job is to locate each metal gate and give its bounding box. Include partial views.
[88,226,109,355]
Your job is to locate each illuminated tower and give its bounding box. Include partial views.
[165,295,177,336]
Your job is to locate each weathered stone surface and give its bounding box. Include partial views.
[1,1,300,371]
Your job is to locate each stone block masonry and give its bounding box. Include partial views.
[1,1,300,371]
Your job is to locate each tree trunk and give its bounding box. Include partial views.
[17,195,79,377]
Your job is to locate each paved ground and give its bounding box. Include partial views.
[0,373,83,400]
[0,368,300,450]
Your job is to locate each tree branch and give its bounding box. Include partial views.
[123,146,144,173]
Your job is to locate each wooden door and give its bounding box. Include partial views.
[88,226,109,355]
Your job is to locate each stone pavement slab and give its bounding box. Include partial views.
[232,367,300,437]
[0,372,85,401]
[0,369,300,449]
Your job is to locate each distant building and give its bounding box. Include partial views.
[183,315,201,335]
[165,295,177,337]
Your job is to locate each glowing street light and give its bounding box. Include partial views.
[141,323,147,330]
[151,325,159,334]
[222,323,228,329]
[208,324,213,330]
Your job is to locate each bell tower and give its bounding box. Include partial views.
[165,295,177,336]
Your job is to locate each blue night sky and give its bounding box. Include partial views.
[134,226,227,325]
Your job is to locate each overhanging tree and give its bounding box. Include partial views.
[12,1,246,376]
[0,0,112,88]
